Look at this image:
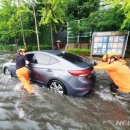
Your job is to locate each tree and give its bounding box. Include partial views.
[0,0,16,44]
[17,0,26,46]
[105,0,130,29]
[15,3,32,46]
[24,0,40,50]
[39,0,67,50]
[66,0,100,20]
[87,7,125,31]
[0,0,34,49]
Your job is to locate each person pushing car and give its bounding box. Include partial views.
[94,52,130,96]
[16,48,34,94]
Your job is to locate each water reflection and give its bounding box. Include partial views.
[0,54,130,130]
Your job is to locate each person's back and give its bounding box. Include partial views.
[94,52,130,95]
[105,61,130,93]
[16,55,26,70]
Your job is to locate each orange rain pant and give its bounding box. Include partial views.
[16,67,34,94]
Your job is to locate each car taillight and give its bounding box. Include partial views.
[68,70,92,77]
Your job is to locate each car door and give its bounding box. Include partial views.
[30,53,56,85]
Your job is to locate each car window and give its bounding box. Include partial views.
[50,57,59,64]
[35,54,51,65]
[26,53,34,62]
[57,52,83,64]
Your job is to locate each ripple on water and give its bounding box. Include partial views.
[95,85,128,107]
[0,120,40,130]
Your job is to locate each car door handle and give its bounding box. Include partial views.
[47,69,52,72]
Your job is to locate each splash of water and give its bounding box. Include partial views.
[95,85,128,107]
[14,83,23,91]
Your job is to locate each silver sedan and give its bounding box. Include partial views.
[3,50,96,96]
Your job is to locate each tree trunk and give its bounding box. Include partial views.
[50,20,54,50]
[18,0,26,46]
[20,16,26,46]
[33,5,40,50]
[15,38,18,51]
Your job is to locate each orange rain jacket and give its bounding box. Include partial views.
[94,60,130,93]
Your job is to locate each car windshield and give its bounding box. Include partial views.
[57,52,83,64]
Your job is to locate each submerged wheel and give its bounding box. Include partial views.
[48,80,67,95]
[4,67,11,75]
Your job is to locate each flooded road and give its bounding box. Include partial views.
[0,54,130,130]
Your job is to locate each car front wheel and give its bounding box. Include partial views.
[4,67,11,75]
[48,80,67,95]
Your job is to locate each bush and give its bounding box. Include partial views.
[0,44,52,52]
[31,44,52,51]
[67,48,90,56]
[32,46,38,51]
[27,45,33,51]
[40,45,52,50]
[0,44,16,52]
[21,44,52,51]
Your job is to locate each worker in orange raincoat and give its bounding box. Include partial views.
[16,48,34,94]
[94,52,130,96]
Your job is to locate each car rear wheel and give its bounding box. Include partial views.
[48,80,67,95]
[4,67,11,75]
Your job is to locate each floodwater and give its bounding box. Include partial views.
[0,54,130,130]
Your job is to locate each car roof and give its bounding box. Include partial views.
[26,50,92,70]
[27,50,63,56]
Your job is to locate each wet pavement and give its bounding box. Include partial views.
[0,54,130,130]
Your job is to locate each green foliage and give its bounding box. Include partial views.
[87,7,124,31]
[24,44,52,51]
[68,20,79,37]
[39,0,67,49]
[39,0,67,32]
[32,45,52,51]
[0,44,52,52]
[66,0,100,20]
[0,44,16,52]
[68,19,90,38]
[0,0,34,45]
[0,0,129,52]
[39,26,51,44]
[0,0,16,42]
[105,0,130,29]
[67,48,90,56]
[16,4,34,36]
[40,44,52,50]
[79,19,90,32]
[67,1,126,32]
